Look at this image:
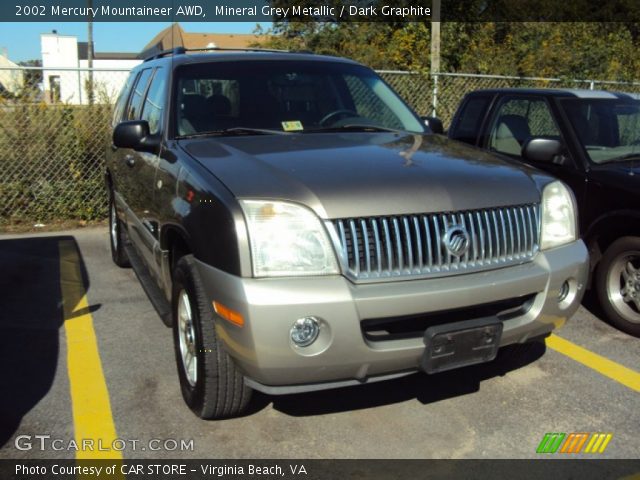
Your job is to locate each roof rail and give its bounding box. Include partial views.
[143,45,312,62]
[144,47,186,62]
[184,46,295,54]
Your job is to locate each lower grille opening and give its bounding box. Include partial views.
[361,294,536,342]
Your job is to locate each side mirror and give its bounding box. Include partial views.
[522,137,565,164]
[422,116,444,135]
[113,120,160,153]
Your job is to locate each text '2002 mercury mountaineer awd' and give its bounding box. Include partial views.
[106,48,589,419]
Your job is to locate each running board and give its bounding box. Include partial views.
[124,243,173,327]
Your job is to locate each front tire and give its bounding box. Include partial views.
[171,255,252,419]
[109,193,130,268]
[596,237,640,337]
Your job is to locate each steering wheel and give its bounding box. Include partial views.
[319,109,359,126]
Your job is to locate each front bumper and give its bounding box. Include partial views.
[195,240,588,394]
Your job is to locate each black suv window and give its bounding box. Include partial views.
[560,99,640,164]
[126,68,153,121]
[112,72,135,126]
[141,68,166,135]
[450,95,491,144]
[488,97,560,157]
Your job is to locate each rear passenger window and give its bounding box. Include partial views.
[450,96,491,144]
[126,69,152,121]
[142,68,166,135]
[112,72,135,126]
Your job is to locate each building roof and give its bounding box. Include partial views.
[140,23,269,59]
[77,42,140,61]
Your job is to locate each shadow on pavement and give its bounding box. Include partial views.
[0,236,94,447]
[265,341,546,417]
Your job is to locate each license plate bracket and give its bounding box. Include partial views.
[421,317,503,374]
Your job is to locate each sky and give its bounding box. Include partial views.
[0,22,267,62]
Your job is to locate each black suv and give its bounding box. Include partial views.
[447,88,640,336]
[106,49,587,419]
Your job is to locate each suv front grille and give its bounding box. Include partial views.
[330,204,540,281]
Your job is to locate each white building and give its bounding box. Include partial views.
[40,32,141,104]
[0,51,24,95]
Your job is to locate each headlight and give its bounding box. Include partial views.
[240,200,339,277]
[540,181,577,250]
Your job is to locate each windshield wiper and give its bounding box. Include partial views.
[309,124,409,134]
[176,127,290,139]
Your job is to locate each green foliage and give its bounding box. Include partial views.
[0,102,112,224]
[258,21,640,81]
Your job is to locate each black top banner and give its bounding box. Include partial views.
[2,0,640,22]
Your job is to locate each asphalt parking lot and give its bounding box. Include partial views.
[0,227,638,460]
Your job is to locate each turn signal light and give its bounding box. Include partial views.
[213,301,244,327]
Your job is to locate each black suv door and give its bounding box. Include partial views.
[113,67,161,270]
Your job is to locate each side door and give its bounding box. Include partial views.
[109,70,136,211]
[482,95,587,208]
[115,67,156,266]
[135,66,169,281]
[113,67,152,223]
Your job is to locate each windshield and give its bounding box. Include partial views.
[173,59,425,137]
[560,98,640,164]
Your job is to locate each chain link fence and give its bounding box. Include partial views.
[1,65,640,227]
[0,66,130,227]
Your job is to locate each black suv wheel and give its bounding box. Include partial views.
[171,255,252,419]
[596,236,640,337]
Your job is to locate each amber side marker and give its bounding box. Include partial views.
[213,301,244,327]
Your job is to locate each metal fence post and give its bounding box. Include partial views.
[432,74,438,118]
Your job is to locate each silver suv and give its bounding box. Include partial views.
[106,47,589,419]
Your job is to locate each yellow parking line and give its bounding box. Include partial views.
[547,334,640,393]
[59,239,123,461]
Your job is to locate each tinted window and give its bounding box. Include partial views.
[141,68,166,135]
[488,97,560,157]
[174,61,424,136]
[561,98,640,164]
[126,69,152,121]
[112,72,135,126]
[450,96,491,144]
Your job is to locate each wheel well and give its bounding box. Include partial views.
[163,228,191,275]
[586,215,640,266]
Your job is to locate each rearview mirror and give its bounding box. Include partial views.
[421,116,444,135]
[113,120,160,153]
[522,137,564,164]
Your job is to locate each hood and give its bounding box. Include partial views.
[180,132,546,219]
[590,162,640,194]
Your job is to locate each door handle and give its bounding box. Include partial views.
[124,155,135,168]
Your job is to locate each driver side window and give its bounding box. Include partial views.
[489,97,560,157]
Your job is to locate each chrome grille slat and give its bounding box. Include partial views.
[382,218,393,271]
[372,218,382,273]
[331,204,541,281]
[413,217,423,268]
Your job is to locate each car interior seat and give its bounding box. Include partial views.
[492,114,532,156]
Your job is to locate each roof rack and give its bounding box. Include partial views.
[144,47,186,62]
[144,46,310,62]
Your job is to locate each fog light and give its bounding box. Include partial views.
[558,281,570,302]
[290,317,320,347]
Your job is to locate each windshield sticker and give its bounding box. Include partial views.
[281,121,303,132]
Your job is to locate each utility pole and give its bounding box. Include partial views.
[430,0,441,75]
[430,0,441,116]
[87,0,94,104]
